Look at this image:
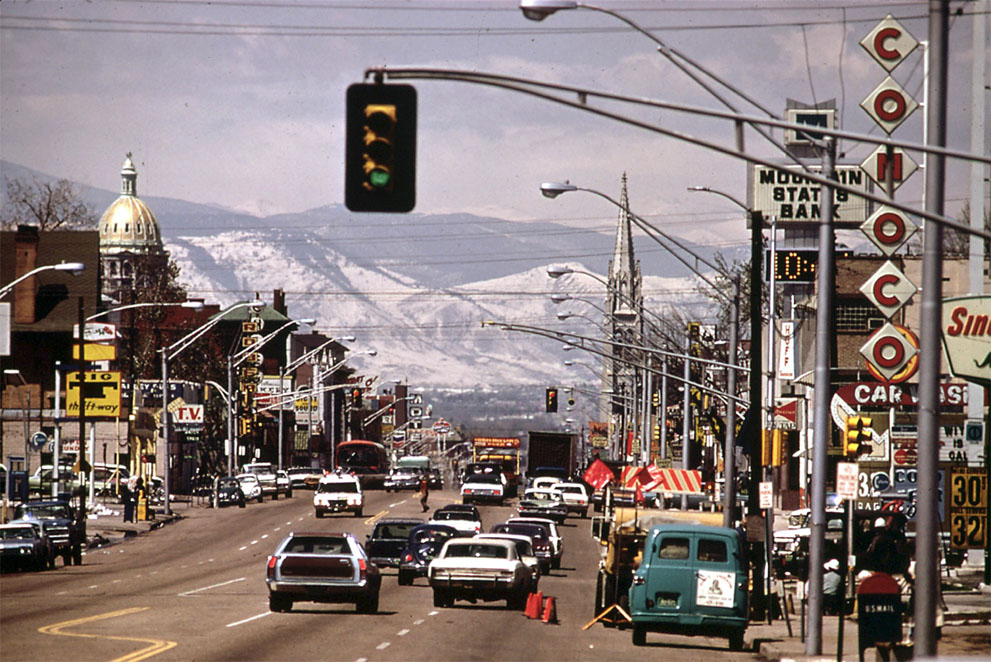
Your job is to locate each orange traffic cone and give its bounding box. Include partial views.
[542,595,558,624]
[525,591,543,619]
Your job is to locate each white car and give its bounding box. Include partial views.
[236,473,263,503]
[428,508,482,535]
[552,482,590,518]
[241,462,279,499]
[428,538,531,609]
[474,533,540,590]
[275,470,294,498]
[460,473,505,505]
[314,473,364,518]
[508,516,563,569]
[530,476,562,491]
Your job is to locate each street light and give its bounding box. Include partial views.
[0,262,85,298]
[85,300,204,322]
[160,300,265,515]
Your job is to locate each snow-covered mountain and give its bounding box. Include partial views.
[2,160,726,387]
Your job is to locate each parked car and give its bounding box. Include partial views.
[552,482,590,518]
[629,524,749,649]
[27,465,82,496]
[236,473,264,503]
[214,477,246,508]
[365,518,424,567]
[428,506,482,535]
[516,488,567,524]
[474,533,541,591]
[265,531,381,613]
[397,523,463,586]
[428,537,531,609]
[508,516,563,569]
[12,500,85,566]
[489,522,554,574]
[313,472,364,518]
[460,472,505,505]
[0,521,54,571]
[287,466,321,490]
[275,470,294,498]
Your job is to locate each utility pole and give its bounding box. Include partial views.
[748,208,766,618]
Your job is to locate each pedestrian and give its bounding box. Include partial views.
[121,479,134,523]
[822,559,843,615]
[418,474,429,513]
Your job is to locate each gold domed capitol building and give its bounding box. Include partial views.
[99,153,168,303]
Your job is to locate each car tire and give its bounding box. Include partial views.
[354,508,363,518]
[581,508,588,519]
[273,491,279,500]
[315,510,324,518]
[62,551,71,567]
[47,554,56,570]
[269,593,292,612]
[433,589,451,608]
[728,630,745,651]
[508,590,527,610]
[551,557,561,570]
[594,571,604,616]
[287,489,293,498]
[239,500,246,508]
[398,570,413,586]
[356,592,379,614]
[258,494,263,503]
[72,545,83,566]
[632,625,647,646]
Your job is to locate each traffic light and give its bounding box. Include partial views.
[546,387,558,413]
[350,388,363,409]
[345,83,417,212]
[844,415,873,457]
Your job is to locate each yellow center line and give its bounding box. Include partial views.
[38,607,178,662]
[364,510,388,525]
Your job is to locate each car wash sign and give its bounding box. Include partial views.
[749,165,871,227]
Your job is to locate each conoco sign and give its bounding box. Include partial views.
[860,145,918,191]
[859,14,919,72]
[861,322,918,381]
[941,295,991,386]
[860,76,918,134]
[860,206,918,256]
[859,260,917,319]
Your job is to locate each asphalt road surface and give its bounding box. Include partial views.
[1,488,762,661]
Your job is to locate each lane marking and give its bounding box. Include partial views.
[356,658,368,662]
[261,534,269,540]
[239,546,248,551]
[38,607,177,662]
[376,642,391,650]
[397,629,410,636]
[428,610,439,616]
[364,510,388,526]
[388,500,407,508]
[226,612,271,628]
[179,577,246,597]
[413,619,424,626]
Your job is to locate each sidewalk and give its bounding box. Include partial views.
[83,495,206,547]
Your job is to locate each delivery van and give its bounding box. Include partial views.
[629,524,749,649]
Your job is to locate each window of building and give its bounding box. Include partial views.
[836,302,884,332]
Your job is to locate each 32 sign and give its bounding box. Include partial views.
[948,468,987,549]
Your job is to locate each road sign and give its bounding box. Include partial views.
[66,370,122,418]
[173,404,204,425]
[29,431,48,451]
[73,322,117,343]
[837,462,859,500]
[940,296,991,386]
[860,207,918,256]
[859,261,917,319]
[948,467,987,549]
[860,14,919,72]
[860,322,918,381]
[860,76,918,134]
[759,481,773,509]
[749,164,871,226]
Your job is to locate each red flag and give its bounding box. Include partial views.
[635,483,645,506]
[582,459,614,490]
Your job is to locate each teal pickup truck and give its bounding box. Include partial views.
[629,524,749,650]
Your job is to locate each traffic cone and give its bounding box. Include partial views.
[525,591,543,619]
[541,595,558,624]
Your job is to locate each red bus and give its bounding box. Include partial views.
[335,440,389,489]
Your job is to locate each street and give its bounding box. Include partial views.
[0,488,762,662]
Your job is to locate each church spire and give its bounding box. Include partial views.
[607,173,640,319]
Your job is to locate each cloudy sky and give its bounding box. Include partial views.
[1,1,986,252]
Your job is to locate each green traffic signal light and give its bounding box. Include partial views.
[345,83,417,212]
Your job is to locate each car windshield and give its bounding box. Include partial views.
[1,527,35,540]
[284,536,348,555]
[444,543,508,559]
[318,481,358,493]
[288,468,312,476]
[16,504,70,519]
[434,511,476,522]
[413,529,454,545]
[218,478,239,488]
[239,475,258,484]
[558,485,585,495]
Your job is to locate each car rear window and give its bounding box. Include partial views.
[658,537,690,559]
[445,543,508,559]
[376,523,419,539]
[435,511,475,522]
[285,537,348,554]
[697,538,728,563]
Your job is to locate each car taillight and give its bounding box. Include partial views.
[358,557,367,579]
[267,556,277,579]
[403,553,413,562]
[464,489,473,494]
[474,524,480,533]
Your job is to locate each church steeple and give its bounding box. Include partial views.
[121,152,137,197]
[607,173,641,319]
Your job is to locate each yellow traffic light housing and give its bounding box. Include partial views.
[844,415,873,457]
[546,387,558,413]
[345,83,417,212]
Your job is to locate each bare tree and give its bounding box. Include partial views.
[1,177,97,230]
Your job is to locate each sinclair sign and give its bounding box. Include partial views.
[941,296,991,386]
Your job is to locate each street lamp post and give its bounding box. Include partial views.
[84,300,204,323]
[160,300,265,516]
[0,262,85,299]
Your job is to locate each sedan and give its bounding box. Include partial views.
[214,477,246,508]
[516,488,567,524]
[236,473,264,503]
[428,538,531,609]
[397,524,463,586]
[266,532,381,613]
[0,522,54,572]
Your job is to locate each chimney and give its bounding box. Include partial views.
[13,225,39,324]
[273,288,286,316]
